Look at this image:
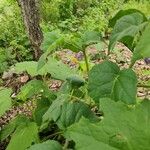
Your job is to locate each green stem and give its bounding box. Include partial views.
[42,131,62,141]
[129,60,135,68]
[137,84,150,88]
[83,50,89,72]
[63,139,69,150]
[102,39,110,56]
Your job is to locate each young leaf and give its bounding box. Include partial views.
[17,80,52,101]
[13,61,49,76]
[63,36,83,52]
[0,88,12,117]
[42,95,98,130]
[27,140,62,150]
[33,98,51,126]
[6,122,39,150]
[41,31,64,52]
[88,61,137,104]
[56,100,99,130]
[81,31,102,46]
[0,115,30,142]
[66,75,85,89]
[0,119,16,142]
[109,9,147,28]
[45,57,76,81]
[131,22,150,65]
[66,99,150,150]
[109,12,147,51]
[63,31,102,52]
[14,61,39,76]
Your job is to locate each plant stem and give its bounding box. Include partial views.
[137,84,150,88]
[83,50,89,72]
[42,131,62,141]
[63,139,69,150]
[129,60,135,68]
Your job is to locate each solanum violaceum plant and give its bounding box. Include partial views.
[0,9,150,150]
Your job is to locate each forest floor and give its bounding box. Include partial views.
[0,43,150,149]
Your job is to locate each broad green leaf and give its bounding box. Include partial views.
[41,31,64,52]
[33,98,51,126]
[64,36,83,52]
[63,31,102,52]
[88,61,137,104]
[0,118,16,142]
[88,61,120,102]
[81,31,102,46]
[109,12,147,51]
[14,61,39,76]
[66,118,118,150]
[14,61,48,76]
[0,88,12,117]
[37,53,47,71]
[41,95,66,130]
[27,140,62,150]
[42,95,98,130]
[66,99,150,150]
[109,9,147,28]
[17,80,52,101]
[46,57,76,81]
[0,115,29,142]
[6,122,39,150]
[56,100,99,129]
[111,69,137,104]
[66,75,85,88]
[14,57,77,81]
[131,22,150,64]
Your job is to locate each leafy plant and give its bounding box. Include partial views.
[0,8,150,150]
[66,99,150,150]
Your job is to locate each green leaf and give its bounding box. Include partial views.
[88,61,120,102]
[66,75,85,88]
[33,98,51,126]
[109,12,147,51]
[37,53,47,71]
[109,9,147,28]
[41,95,66,130]
[81,31,102,46]
[66,99,150,150]
[131,22,150,64]
[56,100,99,130]
[88,61,137,104]
[6,122,39,150]
[111,69,137,104]
[0,88,12,117]
[13,61,49,76]
[46,57,76,81]
[0,119,16,142]
[14,61,39,76]
[0,115,29,142]
[42,95,98,130]
[27,140,62,150]
[64,36,83,52]
[14,57,76,81]
[66,118,117,150]
[17,80,51,101]
[41,31,64,52]
[63,31,102,52]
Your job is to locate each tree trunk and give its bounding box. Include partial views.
[17,0,43,60]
